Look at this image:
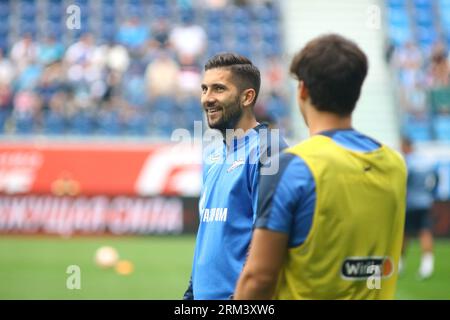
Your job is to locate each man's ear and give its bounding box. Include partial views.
[298,81,309,101]
[241,88,256,107]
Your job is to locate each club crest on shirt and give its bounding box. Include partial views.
[209,152,222,163]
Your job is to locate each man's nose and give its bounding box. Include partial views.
[202,92,216,105]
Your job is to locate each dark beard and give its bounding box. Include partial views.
[208,98,243,136]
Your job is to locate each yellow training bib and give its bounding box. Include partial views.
[274,135,407,300]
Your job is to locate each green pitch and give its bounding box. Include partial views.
[0,235,195,299]
[0,236,449,299]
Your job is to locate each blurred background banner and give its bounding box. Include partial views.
[0,141,201,236]
[0,195,196,235]
[0,141,201,196]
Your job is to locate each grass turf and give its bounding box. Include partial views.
[0,235,195,299]
[0,236,448,299]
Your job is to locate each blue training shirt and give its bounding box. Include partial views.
[255,129,381,247]
[190,123,287,299]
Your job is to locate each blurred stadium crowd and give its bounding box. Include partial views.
[386,0,450,143]
[0,0,289,137]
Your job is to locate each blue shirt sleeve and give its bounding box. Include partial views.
[255,152,316,247]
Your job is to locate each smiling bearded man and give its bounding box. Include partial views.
[182,53,288,300]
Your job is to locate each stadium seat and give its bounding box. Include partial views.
[124,112,149,136]
[0,37,7,53]
[205,9,225,26]
[433,115,450,141]
[152,96,177,113]
[254,4,278,23]
[387,7,410,26]
[387,0,407,9]
[151,110,172,137]
[441,2,450,16]
[266,94,288,120]
[0,109,10,133]
[69,111,96,135]
[402,115,433,142]
[20,1,37,20]
[43,111,66,135]
[234,24,251,42]
[206,22,223,42]
[416,26,437,50]
[388,24,412,46]
[14,113,35,135]
[97,111,122,136]
[181,96,203,131]
[230,6,251,25]
[414,8,434,28]
[207,40,224,57]
[413,0,433,10]
[233,41,252,59]
[0,1,10,19]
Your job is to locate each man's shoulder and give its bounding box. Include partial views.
[251,124,289,161]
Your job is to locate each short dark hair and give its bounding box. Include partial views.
[290,34,368,116]
[205,53,261,104]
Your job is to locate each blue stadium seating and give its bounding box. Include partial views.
[414,8,434,28]
[387,0,407,9]
[69,111,96,135]
[15,113,35,135]
[402,115,433,142]
[0,0,287,138]
[125,111,149,136]
[433,115,450,141]
[413,0,433,10]
[97,111,122,136]
[43,111,66,135]
[0,109,10,133]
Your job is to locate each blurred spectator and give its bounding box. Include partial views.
[37,35,64,66]
[92,40,130,74]
[150,18,171,49]
[399,80,427,115]
[37,61,67,110]
[102,70,123,103]
[116,16,149,52]
[204,0,228,9]
[0,83,12,114]
[169,12,207,62]
[177,54,202,97]
[0,48,15,85]
[15,62,42,91]
[123,63,147,107]
[261,54,285,95]
[145,50,179,98]
[426,43,450,88]
[48,91,69,116]
[393,41,423,90]
[12,90,42,121]
[65,33,99,84]
[10,33,37,73]
[65,33,96,66]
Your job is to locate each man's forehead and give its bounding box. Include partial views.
[202,68,233,84]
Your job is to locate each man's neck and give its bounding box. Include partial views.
[307,110,352,136]
[223,113,259,146]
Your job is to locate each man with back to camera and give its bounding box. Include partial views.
[183,53,288,299]
[235,34,407,300]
